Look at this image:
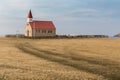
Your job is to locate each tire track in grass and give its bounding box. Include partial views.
[16,43,120,80]
[24,43,120,67]
[0,64,30,70]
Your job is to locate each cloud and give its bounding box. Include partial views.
[68,8,116,18]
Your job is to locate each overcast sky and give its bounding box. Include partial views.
[0,0,120,36]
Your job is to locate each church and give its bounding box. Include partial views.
[24,10,56,37]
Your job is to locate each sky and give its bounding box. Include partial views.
[0,0,120,36]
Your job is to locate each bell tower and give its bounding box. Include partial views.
[27,10,33,22]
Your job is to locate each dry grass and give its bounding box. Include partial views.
[0,37,119,80]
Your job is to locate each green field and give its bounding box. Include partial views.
[0,38,120,80]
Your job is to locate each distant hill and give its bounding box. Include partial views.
[114,33,120,37]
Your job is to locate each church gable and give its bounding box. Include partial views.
[25,23,32,37]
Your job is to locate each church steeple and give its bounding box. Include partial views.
[27,10,33,22]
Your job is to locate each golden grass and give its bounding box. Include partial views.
[0,37,119,80]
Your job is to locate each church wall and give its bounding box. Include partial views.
[32,29,56,37]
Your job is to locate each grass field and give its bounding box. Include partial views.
[0,38,119,80]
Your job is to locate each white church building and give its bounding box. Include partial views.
[24,10,56,37]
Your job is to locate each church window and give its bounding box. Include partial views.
[39,30,41,33]
[36,29,38,32]
[48,30,52,33]
[42,30,46,33]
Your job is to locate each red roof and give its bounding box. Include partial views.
[29,21,56,30]
[27,10,33,18]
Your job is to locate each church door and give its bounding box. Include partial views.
[27,30,29,36]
